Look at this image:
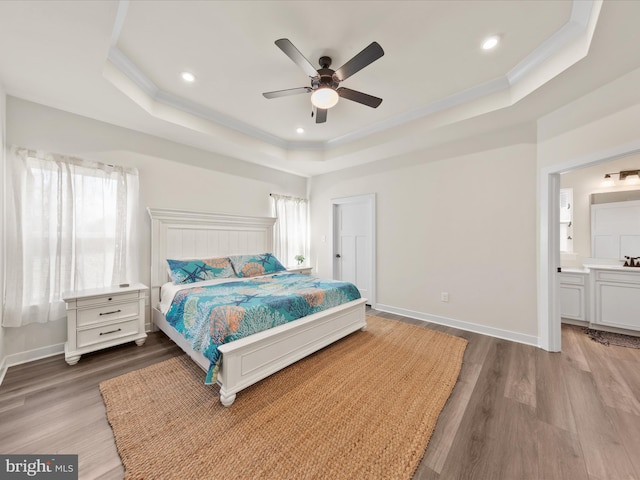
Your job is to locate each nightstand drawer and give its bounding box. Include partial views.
[77,301,139,327]
[76,291,140,307]
[77,319,140,348]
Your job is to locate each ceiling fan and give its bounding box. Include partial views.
[262,38,384,124]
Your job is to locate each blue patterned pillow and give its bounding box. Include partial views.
[229,253,287,278]
[167,257,235,284]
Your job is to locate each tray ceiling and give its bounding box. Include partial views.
[2,1,639,176]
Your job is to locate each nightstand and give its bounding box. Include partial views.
[287,266,313,275]
[63,283,148,365]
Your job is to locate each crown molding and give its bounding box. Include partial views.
[507,0,596,85]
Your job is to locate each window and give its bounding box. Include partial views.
[3,147,139,327]
[270,194,308,268]
[559,188,573,253]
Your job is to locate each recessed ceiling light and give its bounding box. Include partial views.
[482,36,500,50]
[296,127,305,134]
[181,71,196,83]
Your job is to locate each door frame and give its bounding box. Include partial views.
[331,193,377,309]
[539,140,640,352]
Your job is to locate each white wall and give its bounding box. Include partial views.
[0,83,6,378]
[310,139,539,342]
[3,97,307,359]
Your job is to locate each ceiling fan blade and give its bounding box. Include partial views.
[337,87,383,108]
[334,42,384,81]
[275,39,319,78]
[263,87,311,99]
[315,108,327,124]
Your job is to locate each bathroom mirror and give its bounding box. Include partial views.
[590,191,640,260]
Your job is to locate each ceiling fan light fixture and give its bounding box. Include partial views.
[310,87,339,109]
[263,39,384,123]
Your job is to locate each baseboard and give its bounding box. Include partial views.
[0,343,65,386]
[376,304,539,347]
[0,356,7,386]
[561,318,589,327]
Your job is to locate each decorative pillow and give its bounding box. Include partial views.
[229,253,287,278]
[166,257,235,284]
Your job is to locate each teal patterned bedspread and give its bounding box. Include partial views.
[165,273,361,384]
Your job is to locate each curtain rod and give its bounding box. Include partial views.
[270,193,308,201]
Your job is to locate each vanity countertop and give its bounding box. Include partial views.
[559,267,589,274]
[560,265,640,273]
[583,264,640,272]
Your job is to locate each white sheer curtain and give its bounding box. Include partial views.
[3,147,139,327]
[270,194,308,268]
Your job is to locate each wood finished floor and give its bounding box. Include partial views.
[1,311,639,480]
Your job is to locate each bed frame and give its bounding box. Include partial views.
[147,208,367,406]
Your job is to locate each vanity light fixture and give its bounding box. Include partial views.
[624,171,640,185]
[601,169,640,187]
[601,174,615,188]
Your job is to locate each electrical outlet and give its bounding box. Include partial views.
[440,292,449,302]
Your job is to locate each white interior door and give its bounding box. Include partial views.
[332,194,375,306]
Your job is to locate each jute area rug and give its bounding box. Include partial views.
[584,327,640,349]
[100,316,467,480]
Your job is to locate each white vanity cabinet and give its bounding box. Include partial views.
[589,266,640,332]
[559,271,589,323]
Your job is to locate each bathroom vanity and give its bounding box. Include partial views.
[559,268,589,323]
[560,265,640,334]
[588,265,640,332]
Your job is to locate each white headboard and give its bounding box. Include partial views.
[147,207,276,308]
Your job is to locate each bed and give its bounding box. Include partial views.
[148,208,367,406]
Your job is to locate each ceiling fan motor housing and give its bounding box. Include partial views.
[313,57,340,91]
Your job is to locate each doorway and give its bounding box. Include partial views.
[332,194,376,308]
[540,141,640,352]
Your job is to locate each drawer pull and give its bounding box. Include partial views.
[99,309,122,316]
[99,328,122,336]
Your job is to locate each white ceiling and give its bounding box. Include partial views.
[1,1,640,177]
